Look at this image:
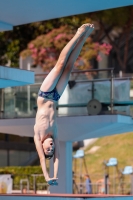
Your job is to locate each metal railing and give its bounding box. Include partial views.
[0,68,133,119]
[2,172,132,195]
[12,173,49,193]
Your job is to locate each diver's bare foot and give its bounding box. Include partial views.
[85,24,94,37]
[76,24,90,37]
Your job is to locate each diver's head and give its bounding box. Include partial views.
[42,137,55,160]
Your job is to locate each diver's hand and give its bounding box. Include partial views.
[47,178,58,186]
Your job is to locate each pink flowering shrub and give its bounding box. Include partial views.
[21,26,112,71]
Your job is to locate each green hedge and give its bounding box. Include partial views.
[0,166,48,190]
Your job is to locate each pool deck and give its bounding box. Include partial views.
[0,194,133,200]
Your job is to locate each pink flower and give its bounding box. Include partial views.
[29,43,34,49]
[101,43,107,48]
[39,48,46,55]
[96,55,102,62]
[31,53,37,59]
[33,48,37,53]
[99,43,112,55]
[54,33,66,41]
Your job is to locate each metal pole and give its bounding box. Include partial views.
[27,63,31,114]
[113,166,116,194]
[105,174,109,194]
[0,89,4,118]
[33,175,36,193]
[110,69,114,114]
[13,87,17,117]
[79,158,83,193]
[130,174,133,195]
[92,82,95,99]
[83,157,89,175]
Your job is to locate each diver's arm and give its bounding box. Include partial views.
[34,135,49,181]
[53,134,60,179]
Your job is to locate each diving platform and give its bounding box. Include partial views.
[0,115,133,140]
[0,114,133,193]
[0,66,34,87]
[0,75,132,193]
[0,0,133,31]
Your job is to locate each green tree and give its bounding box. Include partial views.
[91,6,133,72]
[0,20,66,67]
[0,17,90,67]
[0,6,133,72]
[21,25,112,71]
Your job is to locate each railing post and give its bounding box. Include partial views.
[0,89,4,118]
[33,175,36,194]
[110,69,114,114]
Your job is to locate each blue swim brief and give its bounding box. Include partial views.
[38,88,60,101]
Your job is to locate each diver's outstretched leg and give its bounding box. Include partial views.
[40,24,91,92]
[56,24,94,95]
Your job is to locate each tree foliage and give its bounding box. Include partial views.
[0,20,70,67]
[21,25,112,71]
[0,6,133,72]
[91,6,133,72]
